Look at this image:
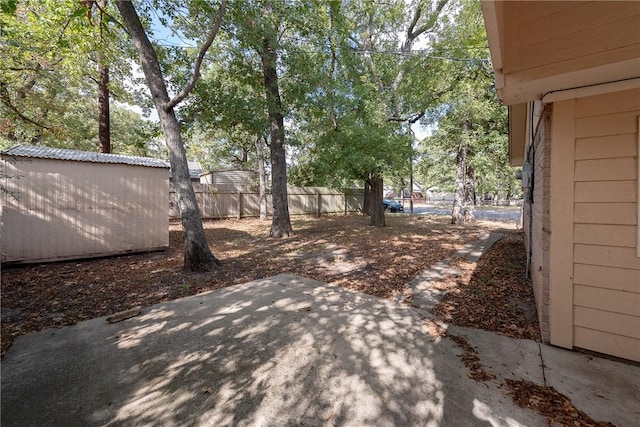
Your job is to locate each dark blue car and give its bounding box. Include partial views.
[383,199,404,212]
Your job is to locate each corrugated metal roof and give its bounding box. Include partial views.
[188,160,203,178]
[168,160,204,179]
[1,145,170,168]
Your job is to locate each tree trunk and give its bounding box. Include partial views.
[451,122,475,224]
[116,0,219,271]
[362,180,371,216]
[97,62,110,153]
[256,135,268,221]
[463,164,476,223]
[409,144,414,214]
[451,140,467,225]
[97,1,110,153]
[260,9,293,238]
[368,174,385,227]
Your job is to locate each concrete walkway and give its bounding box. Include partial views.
[2,234,638,426]
[398,231,503,310]
[400,231,639,426]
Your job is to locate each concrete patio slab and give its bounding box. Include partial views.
[2,273,638,427]
[541,344,640,426]
[2,274,545,427]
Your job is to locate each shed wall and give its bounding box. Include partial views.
[1,158,168,263]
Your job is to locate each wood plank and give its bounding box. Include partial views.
[575,112,640,139]
[574,264,640,293]
[574,326,640,362]
[574,202,637,225]
[575,88,640,118]
[507,43,640,83]
[575,134,638,160]
[574,224,638,248]
[510,18,640,76]
[549,99,575,348]
[574,284,640,316]
[574,306,640,339]
[517,2,640,49]
[512,1,587,24]
[574,158,638,182]
[574,244,640,270]
[574,181,637,203]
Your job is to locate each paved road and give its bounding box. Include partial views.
[404,204,522,223]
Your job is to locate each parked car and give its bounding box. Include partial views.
[383,199,404,212]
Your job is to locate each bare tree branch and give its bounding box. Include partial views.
[407,4,422,37]
[390,0,450,117]
[92,0,129,32]
[362,12,385,94]
[165,0,227,110]
[387,111,424,123]
[0,82,54,132]
[413,0,449,37]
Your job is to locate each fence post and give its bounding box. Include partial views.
[315,192,321,217]
[237,190,242,220]
[344,191,348,215]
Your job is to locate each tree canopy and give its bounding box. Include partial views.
[415,0,519,219]
[0,0,155,152]
[1,0,516,253]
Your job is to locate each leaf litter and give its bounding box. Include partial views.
[1,215,618,426]
[1,214,490,357]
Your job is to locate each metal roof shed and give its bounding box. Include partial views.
[1,145,170,263]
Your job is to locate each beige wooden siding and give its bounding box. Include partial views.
[572,88,640,362]
[502,2,640,81]
[1,159,169,263]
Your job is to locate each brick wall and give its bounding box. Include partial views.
[524,103,552,343]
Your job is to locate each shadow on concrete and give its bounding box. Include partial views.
[1,275,544,426]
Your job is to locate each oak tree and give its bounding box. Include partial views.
[115,0,226,271]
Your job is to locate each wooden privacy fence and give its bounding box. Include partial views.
[170,183,364,219]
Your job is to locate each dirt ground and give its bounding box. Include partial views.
[1,214,534,357]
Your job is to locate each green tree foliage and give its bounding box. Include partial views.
[110,107,160,156]
[287,0,452,225]
[182,18,269,173]
[183,0,340,234]
[2,0,517,233]
[415,0,518,222]
[0,0,152,153]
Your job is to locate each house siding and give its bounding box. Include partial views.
[501,2,640,82]
[483,0,640,363]
[1,158,169,263]
[571,88,640,361]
